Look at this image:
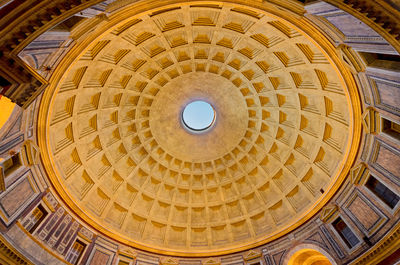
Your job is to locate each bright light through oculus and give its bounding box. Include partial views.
[182,101,216,132]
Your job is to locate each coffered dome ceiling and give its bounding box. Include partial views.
[39,1,360,256]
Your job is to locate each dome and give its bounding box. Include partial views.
[3,0,400,264]
[38,1,360,256]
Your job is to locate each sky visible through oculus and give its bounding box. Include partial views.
[182,101,215,131]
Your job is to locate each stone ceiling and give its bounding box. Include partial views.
[39,1,358,256]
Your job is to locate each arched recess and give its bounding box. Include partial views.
[283,243,337,265]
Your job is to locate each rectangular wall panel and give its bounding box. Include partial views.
[89,249,112,265]
[0,170,39,225]
[343,190,388,236]
[369,76,400,116]
[369,139,400,185]
[87,237,117,265]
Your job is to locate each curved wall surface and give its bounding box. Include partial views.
[0,0,399,265]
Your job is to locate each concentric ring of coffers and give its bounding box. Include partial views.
[43,1,356,255]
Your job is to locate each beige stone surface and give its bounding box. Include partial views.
[151,72,248,161]
[42,2,355,253]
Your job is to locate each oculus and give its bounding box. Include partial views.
[181,100,216,132]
